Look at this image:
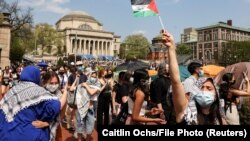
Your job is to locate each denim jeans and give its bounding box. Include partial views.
[76,107,95,135]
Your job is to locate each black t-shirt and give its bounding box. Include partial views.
[115,83,129,104]
[150,76,171,104]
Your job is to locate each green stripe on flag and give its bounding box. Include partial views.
[133,10,158,17]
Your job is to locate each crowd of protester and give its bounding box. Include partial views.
[0,30,250,141]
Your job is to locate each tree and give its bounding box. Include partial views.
[121,34,150,59]
[0,0,34,63]
[35,23,63,56]
[220,41,250,66]
[57,57,64,66]
[176,43,192,55]
[10,37,25,62]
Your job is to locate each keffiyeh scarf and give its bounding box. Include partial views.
[0,81,59,141]
[76,82,101,121]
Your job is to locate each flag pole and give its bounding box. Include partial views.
[158,15,166,31]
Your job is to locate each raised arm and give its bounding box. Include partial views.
[59,84,68,109]
[162,30,188,123]
[82,82,106,96]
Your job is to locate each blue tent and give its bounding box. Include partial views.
[79,54,95,60]
[37,61,48,67]
[104,55,113,61]
[179,65,191,82]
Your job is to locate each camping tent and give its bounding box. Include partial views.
[179,65,191,82]
[202,65,225,78]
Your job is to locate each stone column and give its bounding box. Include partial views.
[0,12,11,68]
[65,31,71,55]
[107,42,109,56]
[101,41,104,55]
[104,41,107,56]
[70,38,73,54]
[79,39,82,54]
[93,40,96,56]
[109,42,113,56]
[96,40,99,56]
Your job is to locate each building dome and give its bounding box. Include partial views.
[56,10,102,26]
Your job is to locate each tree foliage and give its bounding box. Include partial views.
[57,57,65,66]
[121,34,150,59]
[35,23,64,56]
[10,37,25,62]
[176,43,192,55]
[220,41,250,66]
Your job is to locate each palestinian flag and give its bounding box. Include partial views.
[131,0,159,17]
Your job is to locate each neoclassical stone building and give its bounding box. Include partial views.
[56,11,121,59]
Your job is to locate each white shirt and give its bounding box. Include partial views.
[89,85,101,101]
[128,97,147,116]
[182,75,197,95]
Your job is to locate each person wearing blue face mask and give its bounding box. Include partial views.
[75,71,106,141]
[162,30,226,125]
[182,62,204,101]
[32,71,68,141]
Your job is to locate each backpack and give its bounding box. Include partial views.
[67,79,79,109]
[67,86,78,109]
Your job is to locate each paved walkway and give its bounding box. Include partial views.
[61,123,98,141]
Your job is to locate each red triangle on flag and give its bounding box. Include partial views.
[147,0,159,14]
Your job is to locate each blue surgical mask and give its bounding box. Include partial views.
[194,91,215,108]
[77,66,84,72]
[199,70,204,77]
[89,77,97,84]
[46,84,59,93]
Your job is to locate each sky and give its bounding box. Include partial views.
[7,0,250,42]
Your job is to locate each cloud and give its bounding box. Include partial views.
[52,0,70,4]
[19,0,70,15]
[19,0,46,7]
[46,3,70,15]
[132,30,147,35]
